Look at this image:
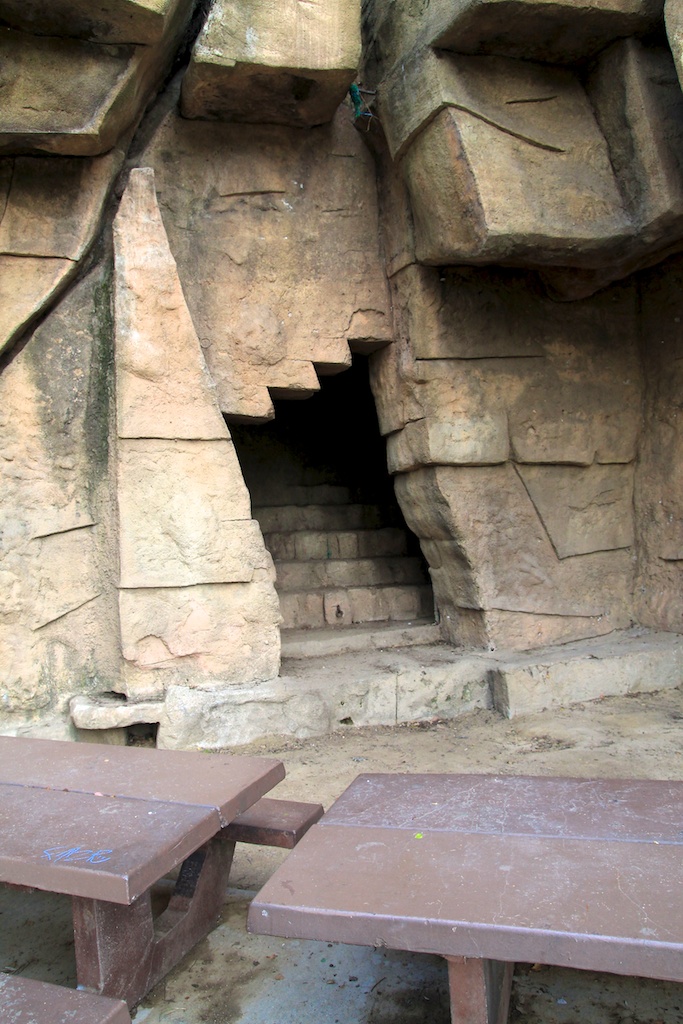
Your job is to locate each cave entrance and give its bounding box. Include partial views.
[229,358,434,640]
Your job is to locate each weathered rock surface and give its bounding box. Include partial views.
[375,38,683,294]
[383,49,629,267]
[156,644,493,748]
[666,0,683,89]
[0,265,120,718]
[376,259,642,651]
[396,466,634,649]
[634,255,683,634]
[70,693,163,729]
[117,441,267,587]
[538,38,683,298]
[141,104,392,420]
[114,168,280,697]
[119,574,280,694]
[0,0,187,45]
[153,629,681,748]
[114,166,230,440]
[517,464,635,558]
[373,267,640,460]
[0,0,193,156]
[365,0,663,72]
[0,150,125,357]
[181,0,361,127]
[492,630,683,717]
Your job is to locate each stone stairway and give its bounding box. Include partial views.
[253,499,434,632]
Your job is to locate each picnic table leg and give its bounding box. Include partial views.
[72,835,235,1008]
[445,956,514,1024]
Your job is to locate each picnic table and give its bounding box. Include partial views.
[249,773,683,1024]
[0,735,285,1008]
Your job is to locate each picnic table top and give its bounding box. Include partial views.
[0,736,284,903]
[250,773,683,982]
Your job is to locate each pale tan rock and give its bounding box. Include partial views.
[384,49,630,267]
[506,280,641,464]
[387,413,509,471]
[118,575,281,692]
[0,150,125,357]
[590,42,683,244]
[557,38,683,298]
[0,0,185,45]
[142,105,392,419]
[0,266,122,719]
[634,255,683,634]
[31,528,101,629]
[113,167,230,440]
[493,630,683,717]
[368,328,423,437]
[380,271,640,478]
[517,464,635,558]
[157,677,333,749]
[118,440,265,588]
[181,0,361,127]
[0,3,193,156]
[0,256,74,357]
[70,693,163,729]
[364,0,662,73]
[0,154,121,258]
[114,169,281,689]
[396,466,633,649]
[666,0,683,90]
[483,608,618,649]
[390,265,545,361]
[429,0,663,63]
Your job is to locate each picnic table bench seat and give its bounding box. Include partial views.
[249,773,683,1024]
[221,796,324,848]
[0,737,324,1009]
[0,973,131,1024]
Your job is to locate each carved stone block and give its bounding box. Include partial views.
[181,0,361,127]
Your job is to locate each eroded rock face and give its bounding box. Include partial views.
[0,0,194,156]
[0,0,186,46]
[365,0,683,297]
[372,264,642,649]
[0,266,119,719]
[0,149,125,357]
[141,104,392,420]
[635,255,683,633]
[365,0,662,69]
[377,41,683,288]
[666,0,683,89]
[0,0,682,742]
[113,168,280,698]
[181,0,361,127]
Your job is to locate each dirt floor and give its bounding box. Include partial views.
[2,687,683,1023]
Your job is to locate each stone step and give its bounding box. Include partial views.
[276,556,428,591]
[254,503,397,534]
[264,527,409,562]
[279,584,434,630]
[281,621,441,659]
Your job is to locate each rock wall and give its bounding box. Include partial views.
[0,0,681,742]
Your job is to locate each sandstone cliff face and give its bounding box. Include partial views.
[0,0,681,743]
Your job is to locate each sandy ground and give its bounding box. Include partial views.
[2,687,683,1023]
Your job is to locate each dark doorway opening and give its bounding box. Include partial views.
[229,358,433,632]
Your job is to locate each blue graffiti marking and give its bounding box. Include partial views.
[42,846,112,864]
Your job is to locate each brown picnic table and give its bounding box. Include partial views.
[0,735,285,1008]
[249,773,683,1024]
